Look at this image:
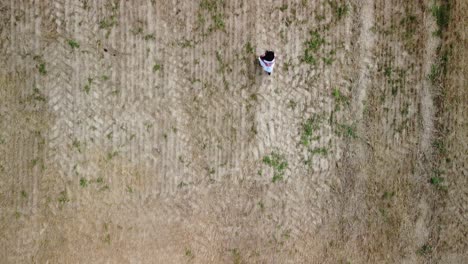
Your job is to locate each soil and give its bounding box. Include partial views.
[0,0,466,263]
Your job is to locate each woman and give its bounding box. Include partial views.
[258,50,275,75]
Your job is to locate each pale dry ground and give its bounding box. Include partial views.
[0,0,466,263]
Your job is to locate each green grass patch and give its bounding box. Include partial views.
[230,248,242,264]
[38,63,47,75]
[417,244,432,256]
[258,201,265,211]
[84,84,90,94]
[107,151,118,160]
[209,14,225,32]
[429,170,448,192]
[428,64,439,84]
[287,99,297,109]
[336,123,357,139]
[303,31,325,65]
[58,191,69,204]
[30,87,46,102]
[329,1,349,20]
[68,39,80,49]
[263,152,288,183]
[200,0,218,11]
[323,56,334,65]
[310,147,328,156]
[83,77,93,94]
[153,63,163,72]
[382,191,395,199]
[198,0,226,34]
[332,88,349,110]
[80,177,88,187]
[384,66,392,77]
[99,16,117,29]
[72,139,82,152]
[244,41,254,54]
[144,34,155,41]
[432,138,447,155]
[431,3,450,36]
[429,176,443,185]
[185,249,194,258]
[103,234,111,244]
[300,116,321,146]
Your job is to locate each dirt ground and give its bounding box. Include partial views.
[0,0,466,263]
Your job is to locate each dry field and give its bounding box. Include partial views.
[0,0,466,263]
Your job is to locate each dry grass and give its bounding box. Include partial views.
[309,1,468,263]
[0,0,466,263]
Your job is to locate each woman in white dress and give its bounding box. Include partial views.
[258,50,275,75]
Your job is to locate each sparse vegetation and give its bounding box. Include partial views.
[382,191,395,199]
[310,147,328,156]
[178,38,194,48]
[38,63,47,75]
[185,249,194,258]
[72,139,82,152]
[244,41,254,54]
[68,39,80,49]
[430,176,443,186]
[130,26,143,36]
[215,51,225,72]
[177,181,188,188]
[107,151,118,160]
[329,1,349,21]
[2,2,465,262]
[99,17,117,29]
[332,88,349,110]
[80,177,88,187]
[99,1,119,37]
[283,60,292,72]
[417,244,432,256]
[153,63,162,72]
[428,64,439,84]
[83,77,93,94]
[287,99,297,110]
[197,0,226,35]
[210,14,225,32]
[431,3,450,36]
[300,116,321,146]
[231,248,242,264]
[428,48,449,85]
[263,151,288,182]
[58,191,69,204]
[336,123,357,139]
[258,201,265,211]
[144,34,155,41]
[303,30,325,65]
[384,66,392,77]
[103,234,111,244]
[28,87,46,102]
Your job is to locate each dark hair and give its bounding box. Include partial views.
[264,51,275,61]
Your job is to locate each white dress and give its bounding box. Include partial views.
[259,57,275,74]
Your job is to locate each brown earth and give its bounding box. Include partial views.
[0,0,466,263]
